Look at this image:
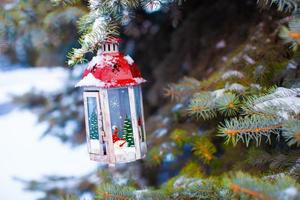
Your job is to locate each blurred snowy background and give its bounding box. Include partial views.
[1,0,288,199]
[0,58,97,199]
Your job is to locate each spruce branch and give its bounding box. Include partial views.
[279,18,300,50]
[188,92,217,120]
[216,93,240,117]
[170,129,189,147]
[192,137,216,163]
[258,0,298,13]
[146,147,164,166]
[96,183,136,200]
[179,161,204,178]
[243,87,300,119]
[218,116,282,146]
[68,0,186,65]
[230,183,272,200]
[51,0,81,6]
[227,172,300,200]
[282,119,300,146]
[164,76,201,101]
[221,70,245,81]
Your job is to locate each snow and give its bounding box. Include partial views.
[172,176,202,189]
[133,77,147,84]
[243,54,255,64]
[221,70,244,80]
[0,66,96,200]
[280,187,298,199]
[87,54,103,70]
[250,83,262,90]
[92,17,106,33]
[114,146,136,163]
[86,54,117,70]
[287,60,298,70]
[171,103,184,112]
[225,83,245,92]
[0,67,68,104]
[153,128,168,138]
[124,55,134,65]
[215,40,226,49]
[254,87,300,119]
[75,73,106,87]
[164,153,175,162]
[76,74,145,88]
[212,89,225,99]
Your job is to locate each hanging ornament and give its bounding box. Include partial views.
[76,37,147,166]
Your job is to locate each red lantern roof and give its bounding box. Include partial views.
[76,39,146,88]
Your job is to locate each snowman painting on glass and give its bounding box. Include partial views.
[76,37,147,165]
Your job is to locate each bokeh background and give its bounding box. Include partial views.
[1,0,297,199]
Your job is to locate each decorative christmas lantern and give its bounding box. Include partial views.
[76,37,147,165]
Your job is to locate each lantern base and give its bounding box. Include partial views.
[115,146,136,163]
[89,153,107,162]
[88,149,146,165]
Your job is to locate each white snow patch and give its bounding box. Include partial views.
[124,55,134,65]
[0,109,96,200]
[133,77,146,84]
[87,55,103,70]
[212,89,225,99]
[250,83,262,90]
[153,128,168,138]
[0,66,96,200]
[225,83,245,92]
[164,153,175,162]
[287,60,298,70]
[0,67,68,104]
[173,176,202,189]
[281,186,298,199]
[215,40,226,49]
[243,54,255,64]
[172,103,184,112]
[86,53,118,70]
[254,87,300,119]
[75,73,106,88]
[222,70,244,80]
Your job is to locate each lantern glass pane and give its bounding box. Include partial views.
[86,96,101,155]
[108,87,136,162]
[87,97,99,140]
[108,88,132,137]
[134,86,146,142]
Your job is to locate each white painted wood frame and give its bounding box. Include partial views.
[83,91,107,162]
[139,86,147,157]
[100,88,116,164]
[128,86,142,159]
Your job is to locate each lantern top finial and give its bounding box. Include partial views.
[100,37,122,54]
[75,37,146,89]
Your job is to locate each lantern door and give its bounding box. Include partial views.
[83,91,108,162]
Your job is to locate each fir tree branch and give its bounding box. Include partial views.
[282,119,300,146]
[230,183,272,200]
[192,137,216,163]
[219,116,282,146]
